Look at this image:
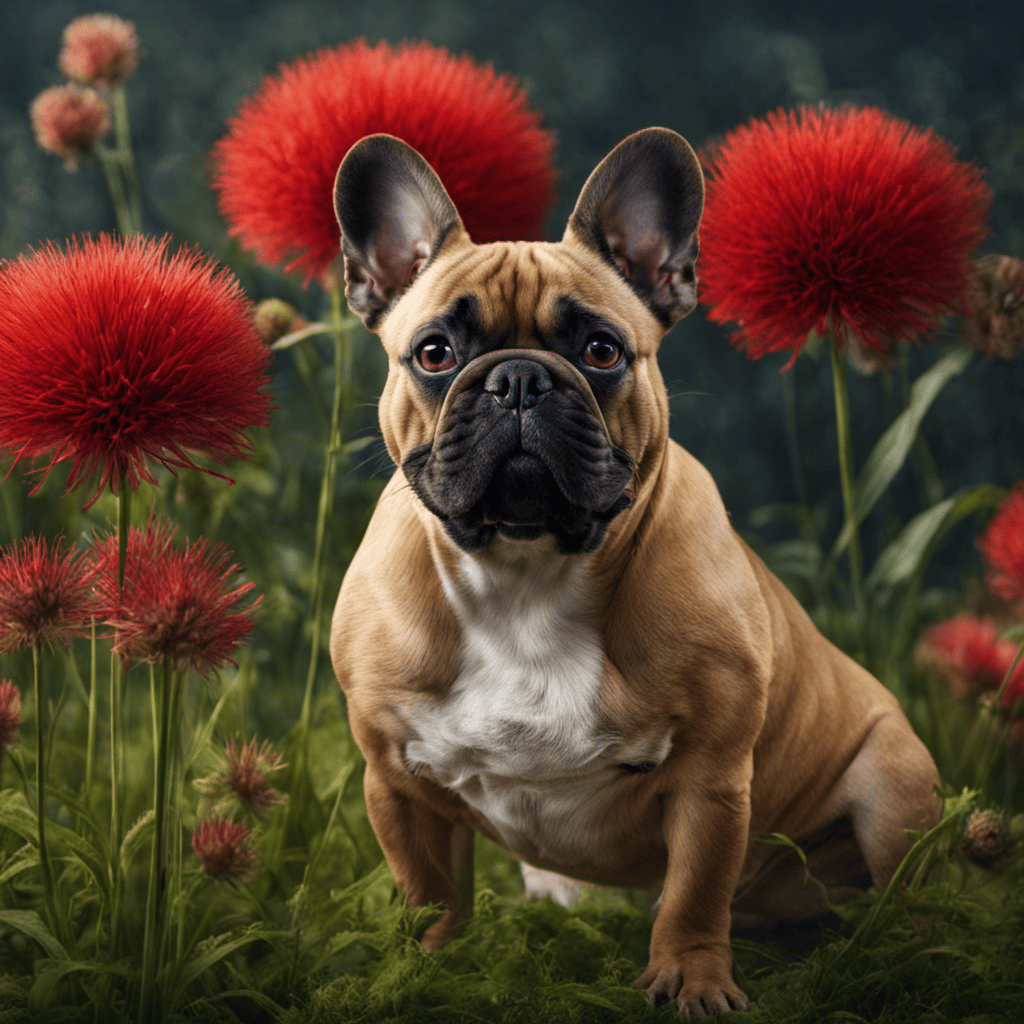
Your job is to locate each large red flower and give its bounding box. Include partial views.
[0,535,97,654]
[211,39,557,284]
[698,105,991,363]
[93,517,260,678]
[978,483,1024,607]
[0,234,273,507]
[916,614,1023,698]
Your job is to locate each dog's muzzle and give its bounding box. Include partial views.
[403,349,634,554]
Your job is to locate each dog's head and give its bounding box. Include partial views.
[334,128,704,554]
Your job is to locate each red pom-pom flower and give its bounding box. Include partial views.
[698,104,991,364]
[916,613,1024,699]
[0,234,272,507]
[211,39,557,284]
[93,517,260,678]
[978,483,1024,607]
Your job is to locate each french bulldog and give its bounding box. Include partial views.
[328,128,942,1016]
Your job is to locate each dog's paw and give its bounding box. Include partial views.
[634,961,749,1017]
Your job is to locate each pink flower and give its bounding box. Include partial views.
[192,817,258,882]
[29,84,110,168]
[58,14,140,88]
[194,736,286,817]
[0,535,97,654]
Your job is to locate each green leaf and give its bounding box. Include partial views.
[0,790,109,899]
[866,485,1003,593]
[0,910,67,960]
[0,847,40,886]
[176,928,287,993]
[190,989,285,1019]
[28,961,129,1013]
[831,347,972,562]
[183,667,248,773]
[1002,624,1024,642]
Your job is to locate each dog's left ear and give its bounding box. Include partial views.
[564,127,704,326]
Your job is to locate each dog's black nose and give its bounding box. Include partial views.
[484,359,554,410]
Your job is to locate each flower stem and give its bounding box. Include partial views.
[110,86,143,234]
[84,617,98,801]
[32,646,66,950]
[139,658,175,1024]
[780,367,809,509]
[830,338,865,626]
[299,286,349,736]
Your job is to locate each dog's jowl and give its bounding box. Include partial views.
[328,128,941,1016]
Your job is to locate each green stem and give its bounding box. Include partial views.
[84,618,98,801]
[298,287,349,736]
[830,338,865,626]
[110,86,143,234]
[974,639,1024,799]
[33,646,66,950]
[139,659,175,1024]
[95,145,136,238]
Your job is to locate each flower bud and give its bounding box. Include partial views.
[252,298,307,346]
[30,84,110,169]
[961,808,1008,868]
[58,14,140,88]
[964,255,1024,360]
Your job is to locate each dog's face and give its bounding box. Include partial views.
[334,129,704,554]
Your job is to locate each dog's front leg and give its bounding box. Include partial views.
[635,764,752,1017]
[363,762,473,950]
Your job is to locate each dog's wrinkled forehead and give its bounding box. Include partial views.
[377,240,663,363]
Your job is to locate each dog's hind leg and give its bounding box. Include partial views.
[827,711,942,890]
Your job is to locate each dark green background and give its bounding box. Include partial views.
[3,0,1023,577]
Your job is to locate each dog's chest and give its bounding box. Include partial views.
[403,545,651,862]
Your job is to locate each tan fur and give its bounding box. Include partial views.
[330,216,941,1016]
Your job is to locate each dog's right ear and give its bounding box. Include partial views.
[334,135,466,329]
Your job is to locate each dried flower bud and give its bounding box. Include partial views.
[194,736,286,817]
[845,331,899,376]
[58,14,140,88]
[252,299,307,346]
[30,84,110,169]
[961,808,1009,868]
[963,255,1024,360]
[192,817,258,882]
[0,679,21,750]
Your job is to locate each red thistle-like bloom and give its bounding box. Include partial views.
[0,535,97,654]
[93,517,260,677]
[0,680,21,750]
[916,614,1024,699]
[194,736,287,817]
[192,817,258,882]
[698,104,991,364]
[58,14,140,88]
[0,234,272,508]
[30,84,110,168]
[211,39,557,284]
[978,483,1024,608]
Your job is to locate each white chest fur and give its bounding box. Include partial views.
[403,537,667,867]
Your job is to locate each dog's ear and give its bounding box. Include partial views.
[334,134,465,329]
[564,127,704,326]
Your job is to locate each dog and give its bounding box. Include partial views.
[328,128,942,1016]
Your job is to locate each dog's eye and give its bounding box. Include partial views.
[582,333,623,370]
[416,337,457,372]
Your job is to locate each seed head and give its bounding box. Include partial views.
[192,817,258,882]
[194,736,286,817]
[961,808,1009,868]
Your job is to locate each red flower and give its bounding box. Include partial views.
[58,14,140,89]
[0,535,97,654]
[93,517,260,678]
[698,104,991,364]
[0,234,272,508]
[30,84,110,168]
[978,483,1024,606]
[0,680,21,749]
[211,39,556,285]
[916,614,1023,698]
[194,736,287,817]
[192,817,258,882]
